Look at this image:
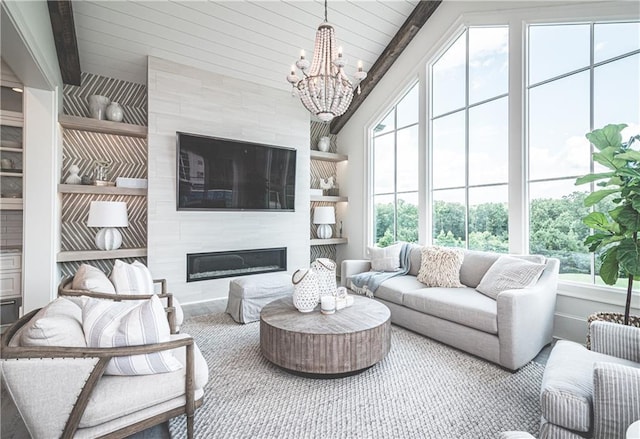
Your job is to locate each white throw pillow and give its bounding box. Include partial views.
[82,295,183,375]
[368,243,403,272]
[110,260,154,294]
[19,298,86,347]
[416,246,464,288]
[476,255,546,299]
[109,260,184,328]
[72,264,116,294]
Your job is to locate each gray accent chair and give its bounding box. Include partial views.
[539,321,640,438]
[342,247,560,371]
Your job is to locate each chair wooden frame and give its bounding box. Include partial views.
[1,307,201,438]
[57,276,178,334]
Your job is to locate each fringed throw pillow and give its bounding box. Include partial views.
[417,246,464,288]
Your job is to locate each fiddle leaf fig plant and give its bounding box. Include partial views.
[576,123,640,325]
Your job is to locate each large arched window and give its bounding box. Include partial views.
[372,83,419,246]
[429,27,509,252]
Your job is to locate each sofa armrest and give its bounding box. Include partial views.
[593,362,640,439]
[591,321,640,362]
[497,258,560,370]
[341,260,371,286]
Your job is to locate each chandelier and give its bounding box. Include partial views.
[286,0,367,122]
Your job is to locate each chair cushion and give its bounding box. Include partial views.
[374,275,425,305]
[18,297,86,347]
[72,264,116,294]
[593,362,640,439]
[367,243,403,272]
[476,255,546,299]
[402,287,498,334]
[417,246,464,288]
[79,333,209,428]
[110,260,154,294]
[82,296,183,375]
[541,340,639,433]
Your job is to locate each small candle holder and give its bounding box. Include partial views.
[320,295,336,315]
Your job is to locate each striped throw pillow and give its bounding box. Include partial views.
[109,260,154,295]
[82,295,183,375]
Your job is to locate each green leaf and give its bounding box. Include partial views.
[615,150,640,161]
[599,247,619,285]
[584,189,620,207]
[616,168,640,179]
[583,212,612,231]
[617,238,640,276]
[616,205,640,232]
[585,233,609,252]
[587,124,627,150]
[575,172,615,185]
[593,147,626,170]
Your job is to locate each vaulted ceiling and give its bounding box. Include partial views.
[50,0,442,132]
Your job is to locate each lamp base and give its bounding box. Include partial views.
[317,224,333,239]
[95,227,123,250]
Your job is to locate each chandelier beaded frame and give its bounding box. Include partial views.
[287,0,367,122]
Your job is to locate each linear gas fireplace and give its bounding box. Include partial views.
[186,247,287,282]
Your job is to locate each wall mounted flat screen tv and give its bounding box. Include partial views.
[176,132,297,211]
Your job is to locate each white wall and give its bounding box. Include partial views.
[147,56,310,304]
[336,0,640,342]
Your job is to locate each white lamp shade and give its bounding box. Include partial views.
[87,201,128,227]
[313,206,335,225]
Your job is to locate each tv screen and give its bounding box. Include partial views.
[176,132,297,211]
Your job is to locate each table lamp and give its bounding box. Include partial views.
[313,206,335,239]
[87,201,128,250]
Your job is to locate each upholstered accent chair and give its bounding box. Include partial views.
[1,294,208,438]
[539,321,640,438]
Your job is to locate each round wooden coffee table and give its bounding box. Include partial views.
[260,295,391,376]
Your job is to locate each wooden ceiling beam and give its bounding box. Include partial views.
[329,0,441,134]
[47,0,81,86]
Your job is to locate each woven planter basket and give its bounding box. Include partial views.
[586,311,640,349]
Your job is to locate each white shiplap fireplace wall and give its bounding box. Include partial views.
[147,56,310,304]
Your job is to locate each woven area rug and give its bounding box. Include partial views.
[169,313,543,438]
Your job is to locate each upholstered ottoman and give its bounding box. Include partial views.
[225,272,293,323]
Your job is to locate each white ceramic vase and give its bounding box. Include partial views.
[88,95,110,120]
[318,136,330,152]
[106,102,124,122]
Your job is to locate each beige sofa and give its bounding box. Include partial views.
[1,295,208,439]
[342,246,560,370]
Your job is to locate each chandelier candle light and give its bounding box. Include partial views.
[87,201,129,251]
[287,0,367,122]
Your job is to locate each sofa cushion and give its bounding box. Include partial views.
[402,287,498,334]
[73,264,116,294]
[417,246,464,288]
[460,251,546,288]
[593,362,640,439]
[476,256,546,299]
[18,297,86,348]
[541,340,639,432]
[375,275,425,305]
[408,244,423,276]
[78,333,209,428]
[367,243,403,272]
[83,296,183,375]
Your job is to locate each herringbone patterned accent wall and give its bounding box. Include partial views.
[59,258,147,278]
[63,72,147,126]
[60,72,148,275]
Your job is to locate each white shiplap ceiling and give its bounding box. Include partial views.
[72,0,419,91]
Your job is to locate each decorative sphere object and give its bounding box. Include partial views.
[318,136,330,152]
[291,268,320,313]
[317,224,333,239]
[88,95,110,120]
[106,102,124,122]
[94,228,123,251]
